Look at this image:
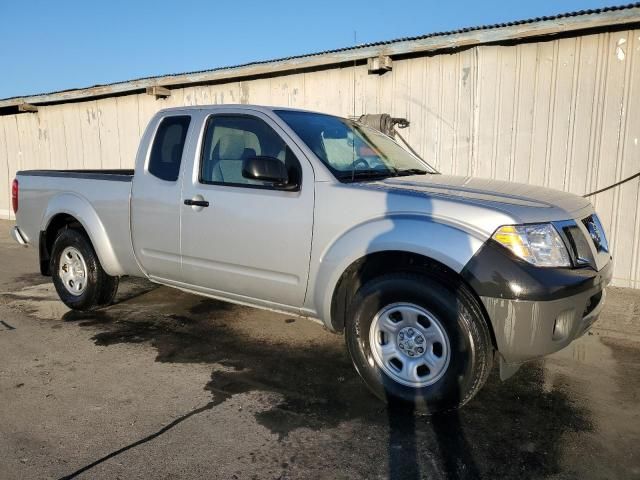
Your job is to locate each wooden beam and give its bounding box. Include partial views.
[146,86,171,98]
[368,55,392,74]
[18,103,38,112]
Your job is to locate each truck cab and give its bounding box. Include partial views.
[131,107,316,312]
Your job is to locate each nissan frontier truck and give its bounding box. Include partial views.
[11,105,612,410]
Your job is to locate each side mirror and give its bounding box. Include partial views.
[242,156,291,186]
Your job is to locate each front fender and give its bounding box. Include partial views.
[41,193,126,276]
[312,215,487,328]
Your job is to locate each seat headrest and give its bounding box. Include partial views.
[217,134,246,160]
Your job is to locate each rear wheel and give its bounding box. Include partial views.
[345,272,493,412]
[50,229,119,311]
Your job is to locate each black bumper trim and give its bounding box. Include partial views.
[461,240,612,302]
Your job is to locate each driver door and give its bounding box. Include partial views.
[179,111,314,309]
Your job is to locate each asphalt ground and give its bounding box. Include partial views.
[0,220,638,479]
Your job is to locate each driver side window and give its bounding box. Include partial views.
[199,115,301,188]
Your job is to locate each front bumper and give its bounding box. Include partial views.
[461,238,613,374]
[480,273,609,365]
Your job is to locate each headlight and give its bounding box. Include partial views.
[492,223,571,267]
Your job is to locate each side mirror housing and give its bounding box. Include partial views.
[242,156,292,186]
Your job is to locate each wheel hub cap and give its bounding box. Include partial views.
[369,303,451,388]
[59,246,88,296]
[397,327,426,357]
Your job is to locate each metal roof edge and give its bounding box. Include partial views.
[1,3,639,109]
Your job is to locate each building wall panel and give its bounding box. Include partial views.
[79,101,102,169]
[0,117,10,218]
[97,97,121,170]
[511,43,537,184]
[44,104,69,172]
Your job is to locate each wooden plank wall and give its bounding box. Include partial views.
[1,28,639,287]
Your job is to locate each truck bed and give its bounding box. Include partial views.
[15,169,140,277]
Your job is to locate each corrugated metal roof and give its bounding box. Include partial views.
[2,2,640,106]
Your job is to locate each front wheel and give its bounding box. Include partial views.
[345,272,493,412]
[50,228,119,311]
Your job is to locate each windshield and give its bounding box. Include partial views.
[276,110,436,181]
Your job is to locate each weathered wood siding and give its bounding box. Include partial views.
[1,28,639,287]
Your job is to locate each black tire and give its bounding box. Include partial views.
[345,271,493,412]
[97,271,119,306]
[50,228,119,311]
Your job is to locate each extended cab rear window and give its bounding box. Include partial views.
[148,115,191,182]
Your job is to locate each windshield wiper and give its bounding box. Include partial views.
[395,168,428,176]
[338,169,397,182]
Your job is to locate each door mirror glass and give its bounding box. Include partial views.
[242,156,290,185]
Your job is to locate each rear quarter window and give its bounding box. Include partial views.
[148,115,191,181]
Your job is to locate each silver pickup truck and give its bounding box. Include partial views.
[11,105,612,411]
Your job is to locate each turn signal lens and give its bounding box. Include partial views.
[492,223,571,267]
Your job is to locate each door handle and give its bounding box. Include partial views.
[184,199,210,207]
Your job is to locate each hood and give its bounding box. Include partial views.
[365,174,592,221]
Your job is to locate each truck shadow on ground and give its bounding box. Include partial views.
[50,280,593,480]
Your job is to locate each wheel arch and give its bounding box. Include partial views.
[311,215,486,326]
[40,194,125,276]
[329,250,498,350]
[39,213,87,275]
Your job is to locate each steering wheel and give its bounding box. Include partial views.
[353,157,370,170]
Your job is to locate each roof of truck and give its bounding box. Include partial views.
[156,104,333,115]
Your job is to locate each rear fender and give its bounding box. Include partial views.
[41,193,126,276]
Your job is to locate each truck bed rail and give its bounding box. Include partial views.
[17,169,134,182]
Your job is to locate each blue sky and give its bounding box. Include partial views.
[0,0,627,99]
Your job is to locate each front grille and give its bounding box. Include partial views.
[582,214,609,253]
[561,223,594,266]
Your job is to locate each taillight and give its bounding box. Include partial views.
[11,178,18,213]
